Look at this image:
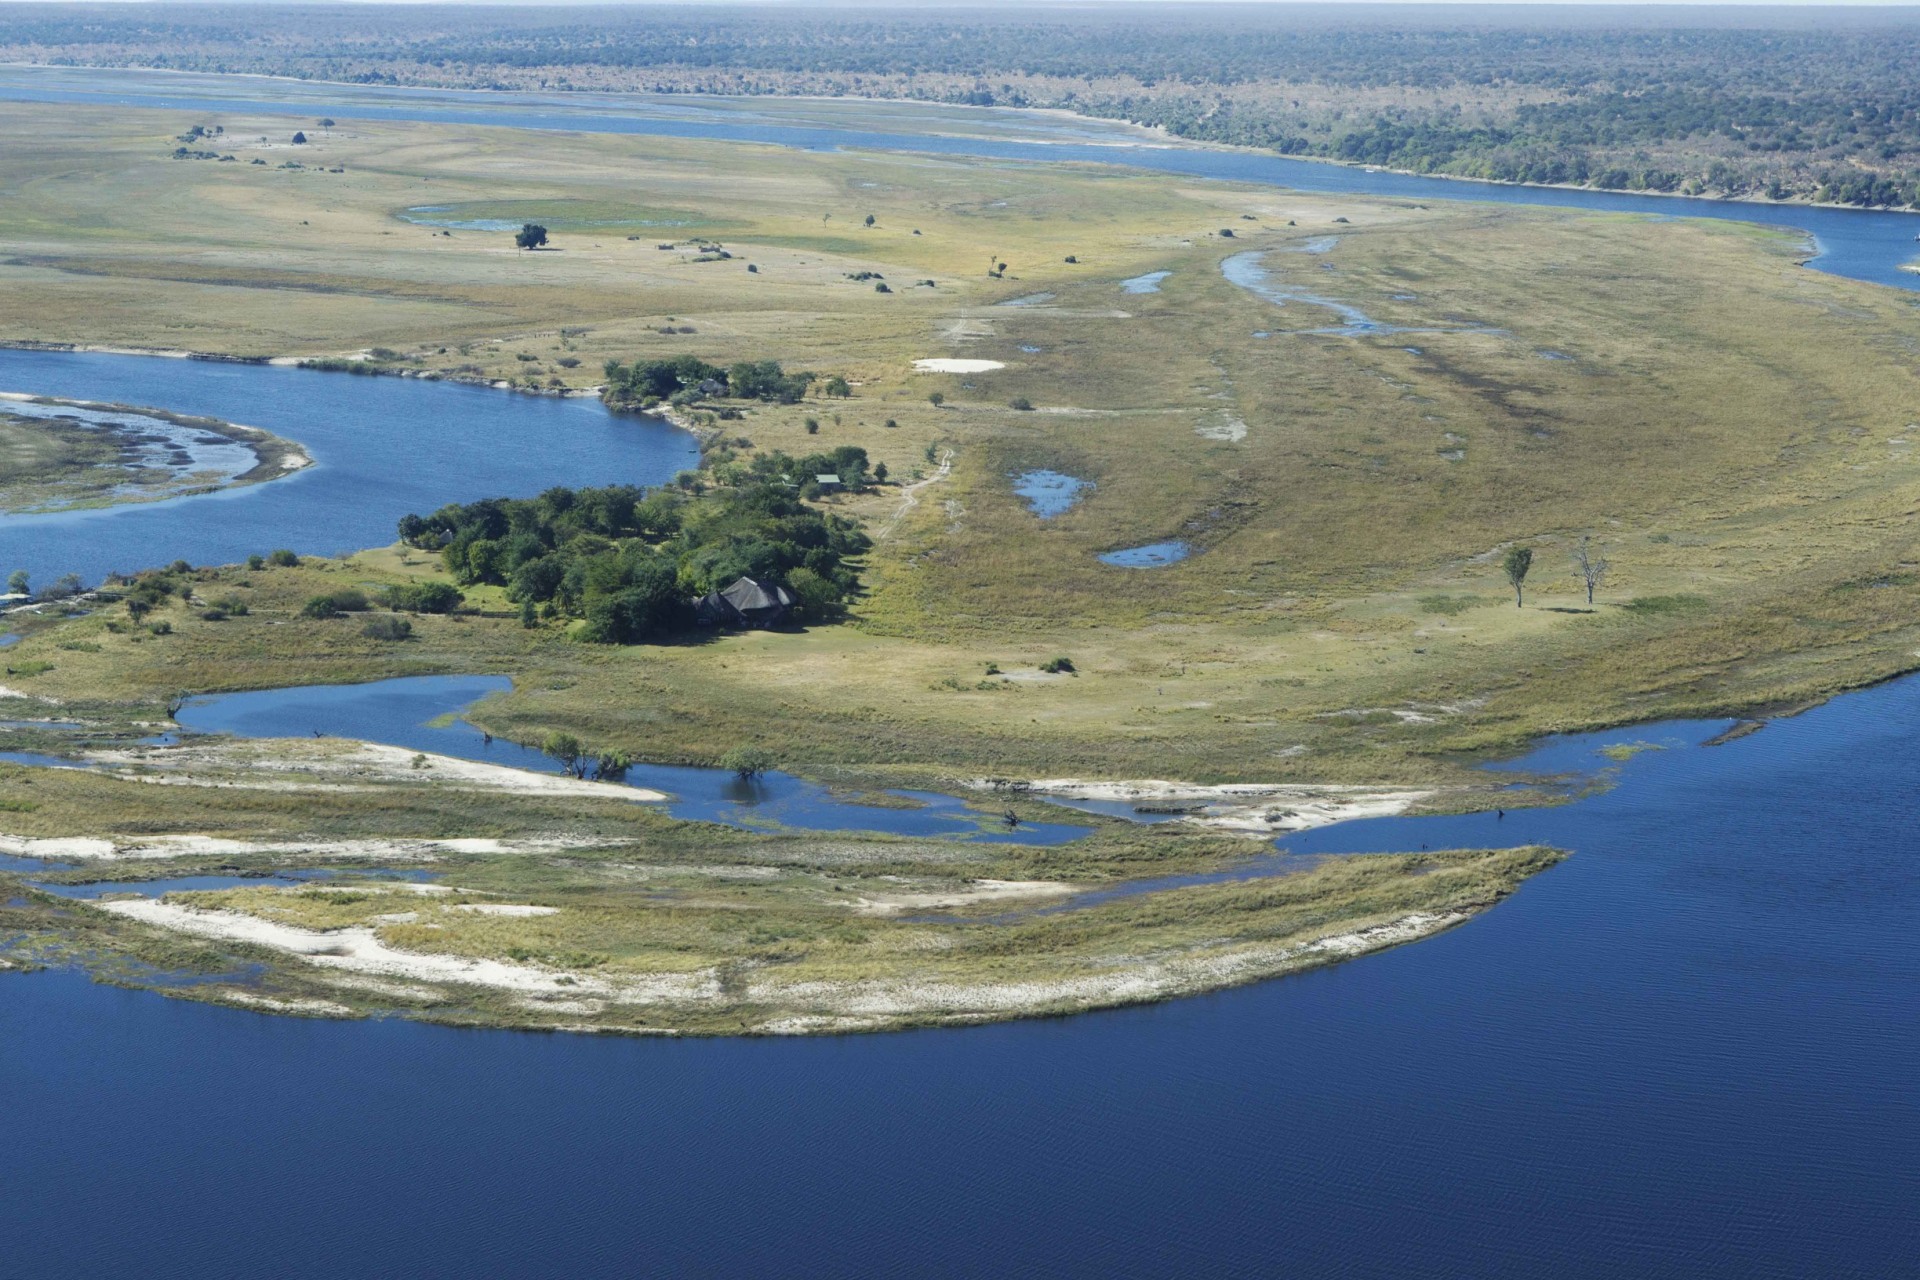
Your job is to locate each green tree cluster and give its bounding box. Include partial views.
[397,480,868,643]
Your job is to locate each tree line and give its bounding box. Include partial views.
[397,477,869,643]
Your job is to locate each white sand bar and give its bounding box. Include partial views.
[96,899,718,1001]
[913,358,1005,373]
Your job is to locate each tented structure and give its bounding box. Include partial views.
[694,576,796,629]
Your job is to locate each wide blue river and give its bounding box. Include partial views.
[2,72,1917,1277]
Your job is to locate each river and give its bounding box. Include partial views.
[2,72,1917,1278]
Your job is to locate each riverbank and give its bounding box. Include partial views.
[0,818,1559,1034]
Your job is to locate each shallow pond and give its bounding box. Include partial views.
[174,675,1090,845]
[1098,541,1192,567]
[1011,469,1092,518]
[1118,271,1171,294]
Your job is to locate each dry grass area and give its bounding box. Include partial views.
[5,101,1918,1030]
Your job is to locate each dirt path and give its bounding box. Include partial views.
[877,447,953,540]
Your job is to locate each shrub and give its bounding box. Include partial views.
[200,608,228,622]
[1040,655,1075,674]
[719,745,775,779]
[302,589,368,619]
[380,581,463,613]
[147,620,172,636]
[267,549,299,567]
[1010,397,1034,412]
[361,615,413,641]
[246,554,266,570]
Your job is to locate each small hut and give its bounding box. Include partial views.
[695,576,795,629]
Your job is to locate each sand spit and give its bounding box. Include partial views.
[0,832,620,862]
[96,898,721,1001]
[975,777,1432,835]
[80,739,668,804]
[749,910,1471,1026]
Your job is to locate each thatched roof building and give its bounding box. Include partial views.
[695,576,795,628]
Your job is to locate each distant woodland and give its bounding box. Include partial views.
[10,3,1920,206]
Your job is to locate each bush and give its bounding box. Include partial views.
[380,581,464,614]
[1040,655,1075,674]
[361,615,414,641]
[147,620,172,636]
[246,554,265,570]
[200,608,228,622]
[1010,397,1034,412]
[267,549,299,567]
[719,745,775,779]
[302,589,368,618]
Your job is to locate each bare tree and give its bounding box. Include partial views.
[1502,545,1533,608]
[1572,535,1610,606]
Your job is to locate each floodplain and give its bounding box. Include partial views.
[6,101,1920,1032]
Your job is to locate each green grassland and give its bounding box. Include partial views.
[3,102,1918,1030]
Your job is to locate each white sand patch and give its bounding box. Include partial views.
[913,358,1004,373]
[454,903,560,917]
[322,974,444,1002]
[758,1014,891,1035]
[0,831,617,862]
[853,879,1074,917]
[972,778,1433,836]
[1196,416,1249,442]
[0,835,117,859]
[80,740,666,803]
[96,899,720,1002]
[516,997,606,1016]
[218,992,358,1018]
[0,685,59,703]
[342,744,670,801]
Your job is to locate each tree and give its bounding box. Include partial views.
[863,214,876,227]
[318,118,334,136]
[928,391,944,408]
[6,570,26,597]
[1502,546,1533,608]
[515,223,549,251]
[719,745,775,779]
[1572,535,1610,606]
[291,131,307,145]
[541,731,586,778]
[823,376,852,399]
